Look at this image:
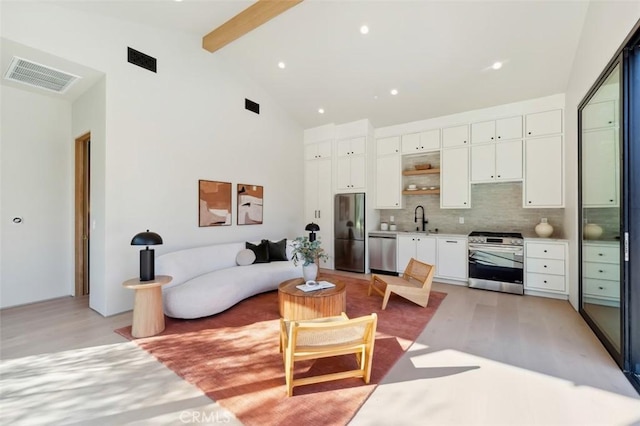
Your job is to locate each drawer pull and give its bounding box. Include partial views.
[544,280,547,283]
[544,250,547,253]
[598,253,603,256]
[599,270,604,273]
[543,265,547,268]
[598,286,604,290]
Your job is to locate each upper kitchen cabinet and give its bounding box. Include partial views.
[375,136,402,209]
[583,100,617,130]
[401,129,440,154]
[471,140,522,183]
[525,109,563,138]
[471,116,522,144]
[442,124,469,148]
[304,140,332,160]
[524,136,563,207]
[441,146,470,208]
[336,136,367,192]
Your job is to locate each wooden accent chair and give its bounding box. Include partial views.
[279,312,378,397]
[368,258,435,309]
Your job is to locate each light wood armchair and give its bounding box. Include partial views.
[368,258,435,309]
[279,312,377,397]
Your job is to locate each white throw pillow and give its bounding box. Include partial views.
[236,249,256,266]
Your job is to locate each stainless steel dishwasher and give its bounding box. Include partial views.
[368,232,397,275]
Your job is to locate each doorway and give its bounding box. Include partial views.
[75,133,90,296]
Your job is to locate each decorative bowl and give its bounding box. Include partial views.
[414,163,431,170]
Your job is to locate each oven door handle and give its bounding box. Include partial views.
[468,244,523,254]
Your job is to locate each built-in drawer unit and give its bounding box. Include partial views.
[582,242,620,304]
[524,240,568,295]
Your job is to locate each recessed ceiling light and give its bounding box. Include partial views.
[373,95,378,100]
[491,61,503,70]
[390,89,398,96]
[360,25,369,35]
[278,61,286,69]
[318,108,325,114]
[174,0,183,2]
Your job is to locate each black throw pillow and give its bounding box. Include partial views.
[246,241,270,263]
[263,239,287,262]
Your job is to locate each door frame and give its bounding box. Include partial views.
[74,132,90,296]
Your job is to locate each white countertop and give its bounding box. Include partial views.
[369,230,467,238]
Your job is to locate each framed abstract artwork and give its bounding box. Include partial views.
[237,184,263,225]
[199,180,232,227]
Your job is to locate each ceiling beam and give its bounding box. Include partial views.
[202,0,303,53]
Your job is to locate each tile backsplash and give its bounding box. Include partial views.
[379,181,565,238]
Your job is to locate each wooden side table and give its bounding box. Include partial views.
[278,278,346,320]
[122,275,172,338]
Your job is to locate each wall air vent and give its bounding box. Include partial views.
[4,56,80,94]
[245,98,260,114]
[128,47,157,73]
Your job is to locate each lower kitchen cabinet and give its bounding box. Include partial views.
[524,240,568,296]
[436,237,468,281]
[397,235,436,273]
[583,242,620,306]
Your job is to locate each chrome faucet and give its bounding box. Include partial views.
[414,205,428,232]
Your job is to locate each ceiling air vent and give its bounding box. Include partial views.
[4,56,80,94]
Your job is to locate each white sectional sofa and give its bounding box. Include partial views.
[156,240,302,319]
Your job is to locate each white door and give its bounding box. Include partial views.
[336,157,351,190]
[525,109,562,137]
[375,155,401,208]
[524,136,563,207]
[437,238,467,280]
[470,144,495,182]
[401,133,421,154]
[416,237,437,268]
[495,140,522,181]
[442,124,469,148]
[397,235,416,273]
[441,146,470,208]
[496,116,523,140]
[304,160,318,222]
[349,156,366,190]
[471,120,495,144]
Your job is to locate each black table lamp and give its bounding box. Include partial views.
[305,222,320,242]
[131,230,163,281]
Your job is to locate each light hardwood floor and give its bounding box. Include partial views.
[1,273,638,425]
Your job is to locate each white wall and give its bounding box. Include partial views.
[1,2,304,315]
[0,85,73,307]
[564,2,640,309]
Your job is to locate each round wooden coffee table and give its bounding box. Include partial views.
[278,277,346,320]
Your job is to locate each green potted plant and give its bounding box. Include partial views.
[291,236,329,281]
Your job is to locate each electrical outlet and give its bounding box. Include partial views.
[459,217,464,224]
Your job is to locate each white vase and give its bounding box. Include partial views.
[584,223,603,240]
[302,263,318,281]
[535,218,554,238]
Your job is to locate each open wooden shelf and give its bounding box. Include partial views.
[402,168,441,176]
[402,189,441,195]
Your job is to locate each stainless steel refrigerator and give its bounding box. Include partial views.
[334,193,365,273]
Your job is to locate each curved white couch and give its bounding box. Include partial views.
[156,241,302,319]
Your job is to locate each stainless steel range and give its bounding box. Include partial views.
[468,231,524,295]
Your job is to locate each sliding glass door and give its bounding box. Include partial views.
[579,26,640,392]
[579,61,623,361]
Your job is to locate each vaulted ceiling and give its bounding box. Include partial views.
[48,1,591,128]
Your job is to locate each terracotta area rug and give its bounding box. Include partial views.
[115,273,446,425]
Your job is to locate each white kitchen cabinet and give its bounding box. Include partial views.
[337,136,366,157]
[436,237,467,281]
[304,140,332,160]
[471,140,522,183]
[375,154,402,209]
[525,109,562,138]
[582,129,619,207]
[525,240,568,295]
[441,146,470,208]
[524,136,563,207]
[401,129,440,154]
[336,136,367,192]
[442,124,469,148]
[376,136,400,156]
[397,235,436,273]
[337,155,366,191]
[583,242,620,305]
[471,116,522,144]
[583,100,617,130]
[304,158,333,266]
